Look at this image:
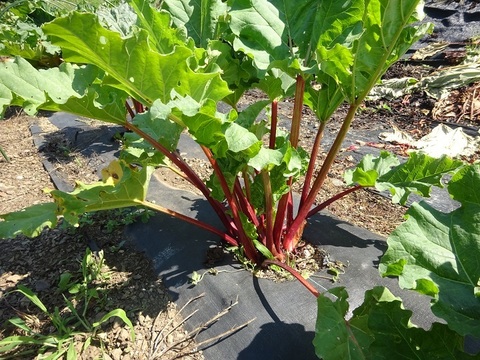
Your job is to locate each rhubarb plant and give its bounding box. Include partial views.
[0,0,436,264]
[1,0,477,358]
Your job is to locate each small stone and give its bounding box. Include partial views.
[167,308,176,319]
[111,348,123,360]
[112,321,122,329]
[119,328,131,342]
[330,178,345,187]
[167,334,174,344]
[132,274,142,280]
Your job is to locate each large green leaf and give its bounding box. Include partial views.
[275,0,364,64]
[303,73,345,122]
[376,153,463,204]
[161,0,228,48]
[0,160,154,238]
[317,0,432,103]
[380,164,480,338]
[314,287,370,360]
[0,56,127,123]
[130,0,191,53]
[97,2,138,38]
[344,151,400,187]
[0,203,58,238]
[228,0,290,70]
[42,12,230,104]
[228,0,364,70]
[346,152,463,205]
[0,57,89,114]
[206,40,260,106]
[0,83,12,116]
[43,84,128,124]
[314,287,471,360]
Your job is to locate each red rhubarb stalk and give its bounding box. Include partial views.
[283,104,358,252]
[202,146,260,263]
[300,121,326,207]
[269,100,278,149]
[307,185,363,218]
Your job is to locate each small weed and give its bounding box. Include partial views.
[0,249,134,359]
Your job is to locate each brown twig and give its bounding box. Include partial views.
[152,297,254,359]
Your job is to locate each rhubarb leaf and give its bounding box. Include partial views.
[0,57,90,114]
[0,83,12,116]
[317,0,432,103]
[376,153,463,204]
[380,164,480,337]
[50,160,153,225]
[130,0,190,53]
[304,73,345,122]
[161,0,228,47]
[314,287,370,360]
[0,203,58,238]
[43,12,230,104]
[314,286,470,360]
[0,56,127,123]
[228,0,290,70]
[344,151,400,187]
[207,40,259,107]
[97,2,138,38]
[298,0,363,64]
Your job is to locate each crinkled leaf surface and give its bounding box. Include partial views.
[161,0,227,47]
[304,73,345,122]
[97,2,138,38]
[206,40,260,106]
[380,164,480,337]
[314,287,371,360]
[376,153,463,204]
[0,160,148,238]
[345,152,462,205]
[228,0,363,70]
[229,0,295,71]
[43,84,127,124]
[314,287,471,360]
[42,12,230,104]
[0,203,58,238]
[317,0,431,102]
[0,57,126,123]
[0,57,87,114]
[130,0,189,53]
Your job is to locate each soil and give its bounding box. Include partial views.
[1,58,479,359]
